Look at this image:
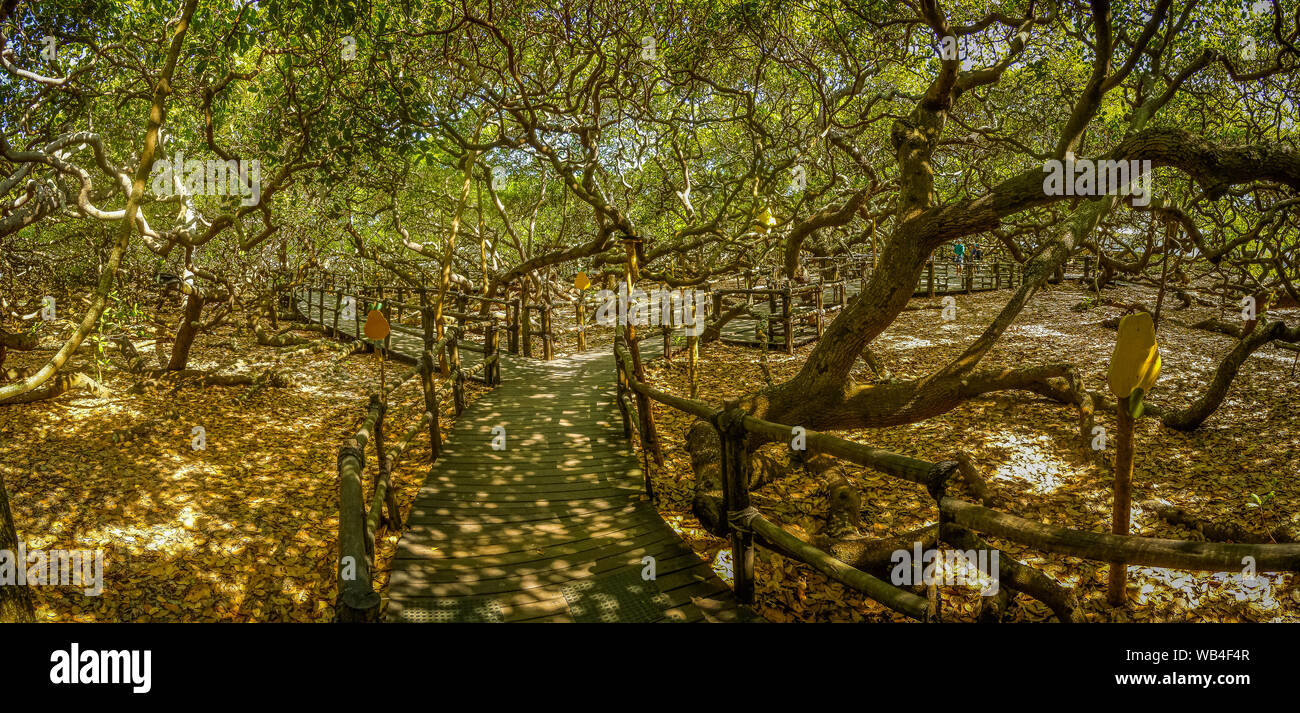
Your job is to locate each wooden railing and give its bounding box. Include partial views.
[289,275,505,621]
[292,270,514,359]
[919,259,1025,297]
[282,253,1048,365]
[708,279,852,354]
[612,326,1300,622]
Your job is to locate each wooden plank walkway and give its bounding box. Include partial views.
[295,290,758,623]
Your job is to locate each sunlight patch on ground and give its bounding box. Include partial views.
[989,432,1067,494]
[1132,565,1288,620]
[662,512,712,544]
[879,335,934,349]
[86,522,196,555]
[711,548,734,585]
[1253,349,1299,365]
[1008,324,1072,340]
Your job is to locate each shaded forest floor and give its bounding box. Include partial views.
[637,281,1300,622]
[4,279,1298,622]
[0,317,485,621]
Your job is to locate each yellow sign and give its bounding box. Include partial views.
[754,206,777,234]
[1108,311,1160,400]
[574,271,591,290]
[364,309,390,340]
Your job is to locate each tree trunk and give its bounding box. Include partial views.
[0,473,35,622]
[1162,319,1299,431]
[0,0,197,401]
[167,291,205,370]
[1109,395,1134,606]
[0,372,110,404]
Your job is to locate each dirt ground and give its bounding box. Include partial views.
[635,281,1300,622]
[4,279,1297,622]
[0,320,484,622]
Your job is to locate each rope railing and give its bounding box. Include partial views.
[611,325,1300,622]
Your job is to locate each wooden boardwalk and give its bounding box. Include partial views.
[295,290,757,623]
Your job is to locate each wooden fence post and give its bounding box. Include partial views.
[421,348,441,460]
[372,404,386,547]
[1110,395,1135,605]
[420,293,433,343]
[575,299,586,352]
[336,394,383,622]
[614,337,634,440]
[379,286,391,353]
[351,283,362,345]
[448,326,461,372]
[627,328,664,468]
[927,261,935,298]
[509,298,521,355]
[420,306,441,460]
[450,328,465,415]
[715,401,755,605]
[815,283,825,337]
[782,287,793,355]
[542,303,553,361]
[332,286,341,337]
[663,292,675,361]
[522,305,533,358]
[484,324,499,386]
[688,330,699,399]
[763,290,773,349]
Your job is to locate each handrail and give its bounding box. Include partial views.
[941,497,1300,571]
[739,414,934,485]
[747,513,929,620]
[611,321,1300,623]
[613,326,933,619]
[614,333,717,420]
[336,394,386,621]
[322,287,504,622]
[295,258,1023,361]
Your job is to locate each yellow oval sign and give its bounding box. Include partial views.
[364,309,390,340]
[575,271,591,290]
[1108,311,1161,399]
